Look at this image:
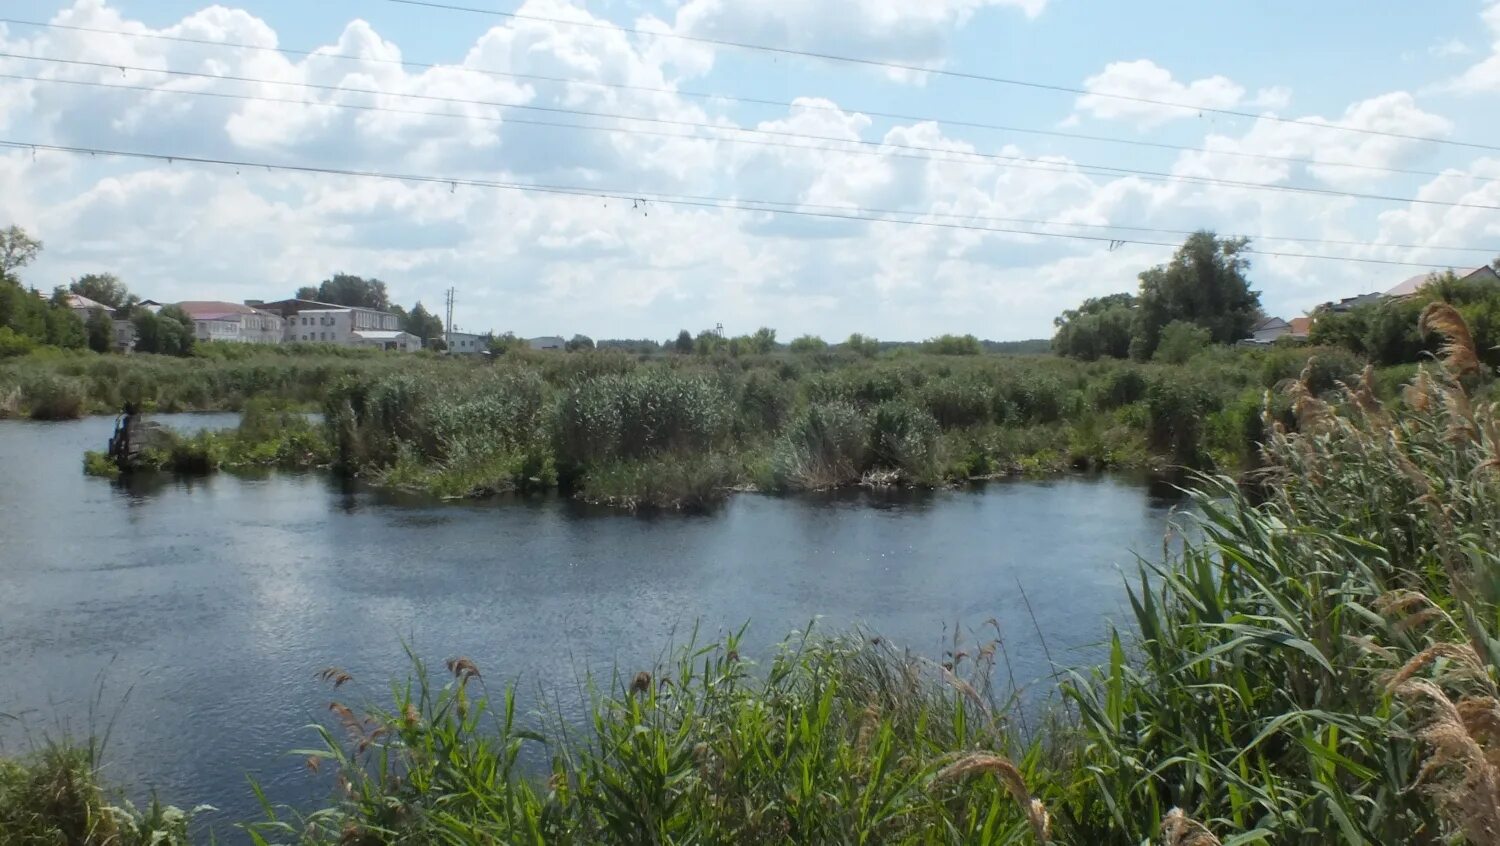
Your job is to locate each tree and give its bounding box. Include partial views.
[673,329,694,354]
[85,308,114,353]
[788,334,827,354]
[1153,320,1213,364]
[303,274,390,310]
[400,301,444,345]
[69,273,136,310]
[486,331,527,354]
[748,327,777,354]
[295,286,319,301]
[44,301,86,349]
[133,305,194,356]
[1131,232,1260,360]
[566,334,595,351]
[1052,293,1136,360]
[843,333,881,357]
[0,225,41,280]
[923,334,983,355]
[695,329,724,355]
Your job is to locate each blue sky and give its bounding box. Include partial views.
[3,0,1499,340]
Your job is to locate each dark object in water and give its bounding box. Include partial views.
[105,403,167,471]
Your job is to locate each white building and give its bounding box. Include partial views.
[62,293,136,352]
[528,335,565,351]
[176,301,286,344]
[258,299,420,351]
[446,330,486,354]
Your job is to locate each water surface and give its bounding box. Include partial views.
[0,415,1182,829]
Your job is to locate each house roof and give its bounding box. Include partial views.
[1386,272,1440,298]
[1251,316,1290,332]
[1385,266,1499,298]
[176,300,262,317]
[1289,317,1312,336]
[63,293,111,311]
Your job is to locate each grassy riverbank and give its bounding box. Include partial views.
[11,308,1500,843]
[42,340,1412,508]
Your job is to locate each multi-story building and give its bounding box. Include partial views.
[253,298,420,352]
[176,301,286,344]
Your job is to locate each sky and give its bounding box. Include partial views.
[3,1,1500,341]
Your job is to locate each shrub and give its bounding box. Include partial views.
[554,369,731,470]
[1144,374,1218,465]
[0,326,36,358]
[1152,320,1213,364]
[787,334,828,354]
[868,401,940,481]
[769,401,869,490]
[1091,367,1148,410]
[737,368,795,435]
[997,372,1065,424]
[22,372,87,419]
[842,333,881,357]
[920,375,993,429]
[921,334,982,355]
[1258,345,1365,395]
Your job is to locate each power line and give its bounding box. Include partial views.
[378,0,1500,154]
[1,16,1485,184]
[5,71,1496,257]
[10,53,1500,213]
[0,138,1475,269]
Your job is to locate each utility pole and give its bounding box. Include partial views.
[444,286,455,352]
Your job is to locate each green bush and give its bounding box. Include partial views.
[21,372,87,419]
[1259,345,1365,394]
[737,368,795,434]
[1091,367,1148,410]
[1152,320,1212,364]
[1144,374,1218,465]
[919,375,993,429]
[554,369,731,469]
[868,401,940,481]
[921,333,982,355]
[770,401,869,490]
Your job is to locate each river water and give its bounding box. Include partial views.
[0,414,1184,830]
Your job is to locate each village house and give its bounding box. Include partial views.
[1241,315,1310,346]
[176,301,286,345]
[62,292,136,352]
[445,330,486,354]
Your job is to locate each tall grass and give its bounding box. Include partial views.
[23,309,1500,842]
[239,310,1500,843]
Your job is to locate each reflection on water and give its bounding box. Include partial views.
[0,414,1184,830]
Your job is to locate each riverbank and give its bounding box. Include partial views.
[10,309,1500,842]
[40,341,1396,509]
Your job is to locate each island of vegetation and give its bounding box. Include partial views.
[5,225,1493,512]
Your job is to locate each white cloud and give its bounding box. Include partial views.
[1430,37,1472,58]
[1445,1,1500,91]
[1172,92,1451,190]
[670,0,1046,75]
[1070,60,1248,128]
[0,0,1494,342]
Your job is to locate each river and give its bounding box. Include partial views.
[0,414,1184,831]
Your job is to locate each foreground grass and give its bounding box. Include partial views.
[55,341,1402,509]
[0,739,203,846]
